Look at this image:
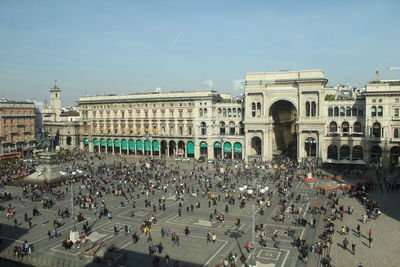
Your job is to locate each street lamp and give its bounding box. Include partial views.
[239,181,269,267]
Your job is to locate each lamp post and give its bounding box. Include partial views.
[239,180,269,267]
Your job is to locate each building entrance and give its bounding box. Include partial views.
[269,100,297,158]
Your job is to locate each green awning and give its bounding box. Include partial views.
[93,138,99,146]
[200,142,207,148]
[129,140,135,150]
[187,141,194,154]
[136,140,143,150]
[224,142,232,153]
[100,139,106,146]
[144,140,151,151]
[84,138,89,145]
[121,139,127,150]
[107,139,112,147]
[114,139,120,147]
[234,143,242,153]
[152,140,159,151]
[214,142,221,148]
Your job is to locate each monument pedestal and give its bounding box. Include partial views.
[70,230,79,243]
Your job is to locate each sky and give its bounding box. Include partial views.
[1,0,400,106]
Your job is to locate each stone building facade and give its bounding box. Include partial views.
[45,70,400,168]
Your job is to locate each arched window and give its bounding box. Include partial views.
[329,121,337,134]
[334,107,339,116]
[305,101,310,117]
[200,122,207,135]
[229,122,235,135]
[204,108,208,118]
[353,122,362,133]
[394,128,399,139]
[199,108,203,117]
[251,103,256,117]
[239,122,245,135]
[328,107,333,117]
[219,122,226,134]
[372,122,381,138]
[346,106,351,116]
[327,145,338,159]
[218,108,222,117]
[238,108,242,117]
[377,106,383,117]
[340,145,350,160]
[339,106,345,116]
[371,106,376,117]
[227,108,231,117]
[232,108,237,117]
[342,122,349,134]
[223,108,227,117]
[311,101,316,116]
[352,146,363,160]
[357,107,364,116]
[352,106,357,116]
[256,102,261,117]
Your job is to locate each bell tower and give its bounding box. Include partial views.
[50,80,61,121]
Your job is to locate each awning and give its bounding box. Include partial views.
[144,140,151,151]
[84,138,89,145]
[107,139,112,147]
[136,140,143,150]
[152,140,159,151]
[93,138,99,147]
[224,142,232,153]
[114,139,120,147]
[100,139,106,146]
[129,140,135,150]
[234,143,242,153]
[323,159,366,165]
[200,142,208,148]
[187,141,194,154]
[121,139,127,150]
[214,142,222,148]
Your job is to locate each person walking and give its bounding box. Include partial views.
[351,242,356,255]
[368,236,372,248]
[356,224,361,237]
[211,232,217,244]
[343,237,349,250]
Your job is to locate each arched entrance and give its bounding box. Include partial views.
[160,140,168,156]
[121,139,127,154]
[93,138,99,153]
[234,142,242,160]
[339,145,350,160]
[177,141,185,157]
[352,146,363,160]
[213,142,222,159]
[152,140,160,156]
[136,140,143,155]
[250,137,262,157]
[200,142,208,156]
[304,137,316,157]
[114,139,120,154]
[370,146,382,165]
[187,141,194,158]
[269,100,297,158]
[100,139,106,153]
[169,141,176,156]
[83,138,89,151]
[144,140,151,155]
[107,139,112,153]
[327,145,338,160]
[390,146,400,166]
[128,139,135,154]
[66,136,72,146]
[223,142,232,159]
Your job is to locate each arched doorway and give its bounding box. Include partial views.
[114,139,120,154]
[107,139,112,153]
[200,142,208,156]
[144,140,151,155]
[269,100,297,158]
[177,141,185,157]
[339,145,350,160]
[223,142,232,159]
[390,146,400,166]
[160,140,168,156]
[152,140,160,156]
[370,146,382,165]
[83,138,89,151]
[352,146,363,160]
[121,139,127,154]
[327,145,338,160]
[372,122,381,138]
[129,139,135,154]
[250,137,262,156]
[213,142,222,159]
[93,138,99,153]
[304,137,316,157]
[187,141,194,158]
[169,141,176,156]
[136,140,143,155]
[66,136,72,146]
[234,142,242,160]
[100,139,106,153]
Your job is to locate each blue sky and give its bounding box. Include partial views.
[1,0,399,105]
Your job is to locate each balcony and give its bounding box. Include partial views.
[392,116,400,121]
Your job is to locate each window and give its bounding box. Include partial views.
[179,111,183,118]
[204,108,208,118]
[239,122,245,135]
[251,103,256,117]
[305,102,310,117]
[342,122,349,134]
[394,128,399,139]
[218,108,222,117]
[346,107,351,116]
[339,106,345,116]
[372,122,381,138]
[256,102,261,117]
[371,106,376,116]
[170,110,174,118]
[233,108,237,117]
[227,108,231,117]
[328,107,333,117]
[396,98,399,103]
[353,122,362,133]
[311,101,316,116]
[200,122,207,135]
[219,122,226,134]
[238,108,242,117]
[223,108,227,117]
[179,126,183,135]
[334,107,339,116]
[329,121,337,134]
[352,106,357,116]
[229,122,235,135]
[188,127,192,135]
[395,108,399,117]
[188,110,192,117]
[358,107,364,116]
[377,106,383,117]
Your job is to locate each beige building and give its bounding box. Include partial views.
[44,70,400,168]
